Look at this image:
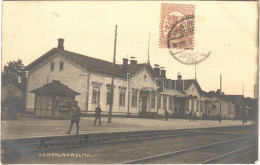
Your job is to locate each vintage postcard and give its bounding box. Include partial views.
[1,1,258,164]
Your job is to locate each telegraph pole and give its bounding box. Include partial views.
[108,25,117,123]
[219,75,222,123]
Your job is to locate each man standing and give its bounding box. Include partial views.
[193,111,197,122]
[165,108,168,121]
[189,111,192,121]
[93,104,102,126]
[66,101,81,134]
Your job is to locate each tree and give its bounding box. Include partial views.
[2,59,28,112]
[2,59,27,87]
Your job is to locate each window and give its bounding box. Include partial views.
[50,62,55,71]
[92,88,100,103]
[106,89,111,105]
[169,97,173,110]
[158,95,161,109]
[59,61,64,71]
[191,99,195,110]
[174,98,180,113]
[8,91,12,98]
[200,101,204,112]
[151,93,155,108]
[196,100,199,111]
[132,92,137,107]
[119,92,125,106]
[60,101,64,109]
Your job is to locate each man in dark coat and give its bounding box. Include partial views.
[93,104,102,126]
[66,101,81,134]
[189,111,192,121]
[165,109,168,121]
[193,111,197,122]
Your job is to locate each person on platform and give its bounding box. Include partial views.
[165,109,168,121]
[66,101,81,135]
[93,104,102,126]
[193,111,197,122]
[189,111,192,121]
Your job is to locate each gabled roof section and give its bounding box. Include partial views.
[25,48,57,71]
[165,79,203,94]
[30,80,80,96]
[25,48,158,79]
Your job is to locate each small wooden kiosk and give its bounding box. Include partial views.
[30,80,80,119]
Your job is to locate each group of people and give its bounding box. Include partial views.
[66,102,102,134]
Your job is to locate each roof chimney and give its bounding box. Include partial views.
[57,38,64,50]
[154,64,161,77]
[130,56,137,64]
[161,69,166,78]
[177,72,182,80]
[130,60,137,64]
[123,58,128,71]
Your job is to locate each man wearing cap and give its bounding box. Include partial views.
[66,101,81,134]
[93,104,102,126]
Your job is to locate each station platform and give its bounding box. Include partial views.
[1,116,252,140]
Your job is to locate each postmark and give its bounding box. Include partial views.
[160,3,211,65]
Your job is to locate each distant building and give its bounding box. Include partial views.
[226,95,244,119]
[203,91,236,119]
[1,82,23,101]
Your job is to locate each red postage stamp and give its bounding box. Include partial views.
[159,3,195,50]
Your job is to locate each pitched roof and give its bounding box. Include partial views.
[30,80,80,96]
[165,79,203,94]
[25,48,156,78]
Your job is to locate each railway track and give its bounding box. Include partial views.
[200,145,256,164]
[2,125,256,164]
[122,135,256,164]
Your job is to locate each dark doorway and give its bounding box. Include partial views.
[141,94,147,112]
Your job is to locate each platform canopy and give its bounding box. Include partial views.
[30,80,80,96]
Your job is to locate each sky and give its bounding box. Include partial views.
[2,1,258,98]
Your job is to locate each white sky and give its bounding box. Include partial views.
[2,1,258,97]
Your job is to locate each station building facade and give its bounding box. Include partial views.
[25,39,237,119]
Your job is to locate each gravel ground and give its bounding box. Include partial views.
[1,116,252,139]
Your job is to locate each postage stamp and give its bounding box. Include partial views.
[159,3,211,65]
[159,3,195,50]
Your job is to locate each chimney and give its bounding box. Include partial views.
[57,38,64,50]
[130,60,137,64]
[130,56,137,64]
[154,68,161,77]
[123,58,128,70]
[177,73,182,80]
[161,69,166,78]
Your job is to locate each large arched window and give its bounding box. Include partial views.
[50,62,55,71]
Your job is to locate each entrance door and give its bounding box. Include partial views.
[141,94,147,112]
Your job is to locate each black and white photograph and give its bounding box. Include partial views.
[1,1,258,164]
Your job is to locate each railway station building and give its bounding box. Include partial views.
[25,39,237,119]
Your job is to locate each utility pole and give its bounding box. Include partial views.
[254,84,256,99]
[243,82,244,97]
[108,25,117,123]
[194,59,197,80]
[147,32,150,64]
[219,75,222,123]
